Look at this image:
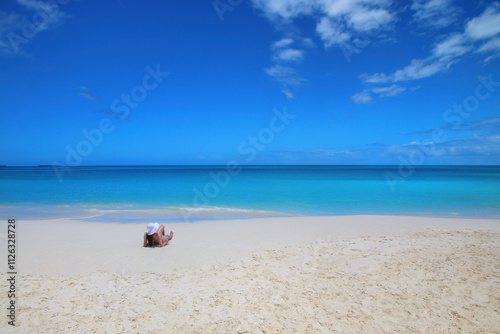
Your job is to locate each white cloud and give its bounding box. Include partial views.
[253,1,499,100]
[393,58,449,81]
[465,3,500,40]
[318,2,395,48]
[251,0,316,20]
[320,0,354,17]
[251,0,399,97]
[352,84,406,103]
[251,1,499,102]
[361,33,471,83]
[271,119,500,163]
[372,84,406,97]
[411,0,458,28]
[272,37,295,50]
[477,37,500,53]
[363,57,450,83]
[301,37,316,48]
[281,88,295,99]
[265,64,297,81]
[316,17,351,47]
[397,132,500,158]
[361,3,500,85]
[252,0,397,49]
[407,117,500,135]
[267,37,308,97]
[276,48,304,62]
[16,0,69,32]
[78,92,104,103]
[351,90,373,104]
[363,32,471,84]
[360,2,500,89]
[347,7,392,32]
[465,117,500,131]
[0,0,70,54]
[265,64,306,98]
[432,33,471,59]
[271,147,356,159]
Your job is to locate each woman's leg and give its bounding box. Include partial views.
[157,224,166,237]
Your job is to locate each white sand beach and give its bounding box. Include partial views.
[1,215,499,333]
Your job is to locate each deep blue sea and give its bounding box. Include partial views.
[1,165,499,223]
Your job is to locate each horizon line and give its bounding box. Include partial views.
[1,164,500,168]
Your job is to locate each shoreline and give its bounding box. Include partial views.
[3,208,500,223]
[1,215,499,333]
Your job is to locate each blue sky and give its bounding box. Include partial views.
[0,0,499,166]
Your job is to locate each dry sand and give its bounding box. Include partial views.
[0,215,499,333]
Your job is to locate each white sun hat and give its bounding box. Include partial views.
[147,222,159,235]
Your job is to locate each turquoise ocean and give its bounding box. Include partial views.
[1,165,499,223]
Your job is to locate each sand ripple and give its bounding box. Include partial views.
[1,229,499,333]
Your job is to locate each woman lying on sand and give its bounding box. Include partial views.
[143,222,174,247]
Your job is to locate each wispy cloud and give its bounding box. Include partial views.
[274,48,305,63]
[411,0,459,29]
[265,64,306,98]
[349,3,500,103]
[360,3,500,86]
[466,4,500,62]
[271,37,294,49]
[251,0,498,103]
[351,90,374,104]
[265,122,500,163]
[16,0,69,29]
[266,37,311,98]
[251,0,315,21]
[0,0,70,55]
[406,116,500,135]
[367,130,500,163]
[463,117,500,131]
[334,117,500,162]
[252,0,399,98]
[78,86,105,103]
[372,84,407,97]
[269,148,357,161]
[252,0,397,49]
[386,131,500,160]
[78,92,104,103]
[315,16,351,48]
[476,37,500,54]
[464,4,500,40]
[351,84,406,104]
[361,32,472,84]
[406,124,454,136]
